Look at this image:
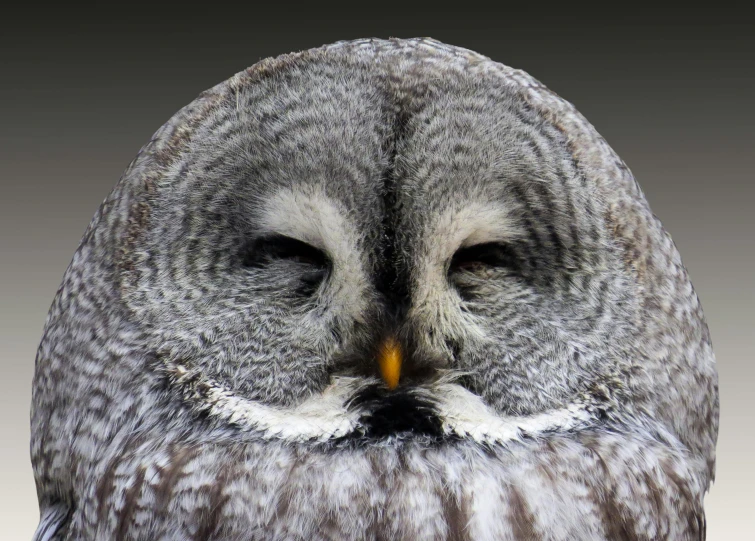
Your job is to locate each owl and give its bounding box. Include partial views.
[31,38,719,540]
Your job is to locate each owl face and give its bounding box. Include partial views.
[32,39,718,540]
[118,41,645,447]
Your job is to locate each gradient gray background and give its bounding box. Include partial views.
[3,7,752,539]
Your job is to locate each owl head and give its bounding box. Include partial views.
[32,39,718,537]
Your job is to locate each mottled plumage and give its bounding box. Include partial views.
[31,38,718,540]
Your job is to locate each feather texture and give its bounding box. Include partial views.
[31,38,718,540]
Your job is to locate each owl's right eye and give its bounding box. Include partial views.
[241,234,330,271]
[447,242,524,298]
[448,242,519,273]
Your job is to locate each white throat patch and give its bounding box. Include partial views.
[169,363,595,445]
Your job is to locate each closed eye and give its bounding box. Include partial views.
[449,242,519,273]
[242,234,329,270]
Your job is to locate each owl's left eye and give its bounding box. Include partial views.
[241,234,330,270]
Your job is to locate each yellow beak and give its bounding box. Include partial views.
[378,336,402,390]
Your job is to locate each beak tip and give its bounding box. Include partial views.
[378,336,402,390]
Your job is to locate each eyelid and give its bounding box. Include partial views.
[449,242,517,271]
[242,234,330,269]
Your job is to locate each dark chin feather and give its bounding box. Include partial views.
[345,384,445,441]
